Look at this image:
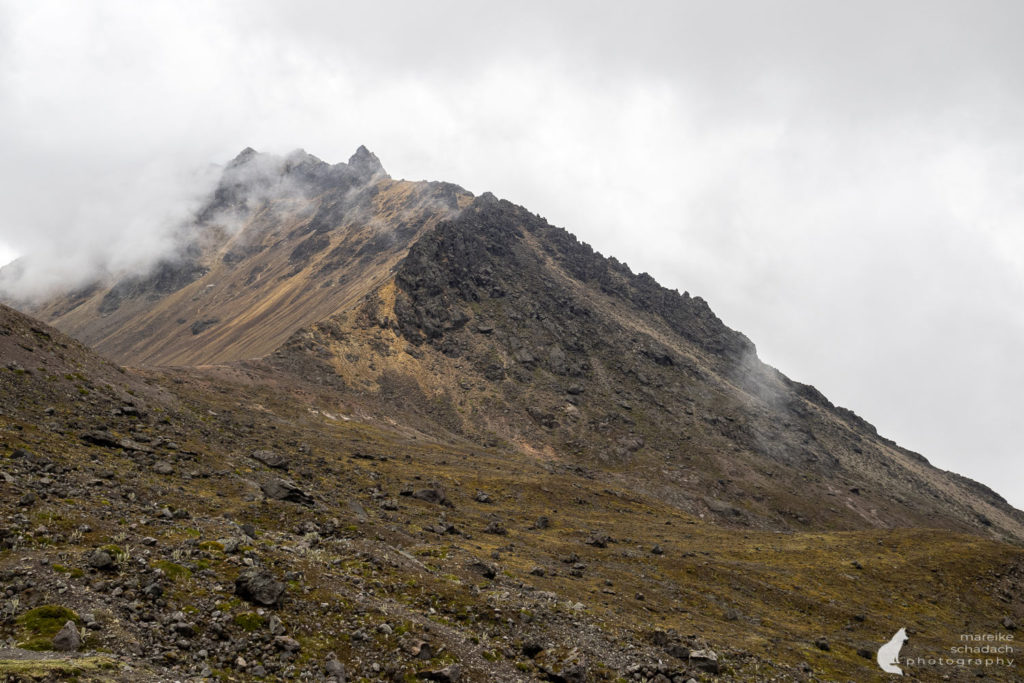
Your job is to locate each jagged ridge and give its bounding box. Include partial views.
[275,192,1024,542]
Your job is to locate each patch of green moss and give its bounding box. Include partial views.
[232,612,266,631]
[0,656,117,677]
[44,559,78,576]
[18,636,57,652]
[16,605,82,650]
[153,560,192,581]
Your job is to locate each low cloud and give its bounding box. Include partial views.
[0,157,221,302]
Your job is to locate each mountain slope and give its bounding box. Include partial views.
[25,147,471,366]
[269,191,1024,544]
[1,303,1022,682]
[2,146,1023,681]
[12,147,1023,543]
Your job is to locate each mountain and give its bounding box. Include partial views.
[25,146,1022,542]
[1,148,1022,682]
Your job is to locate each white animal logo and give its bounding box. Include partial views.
[877,627,908,675]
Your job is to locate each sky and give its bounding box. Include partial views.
[1,0,1022,508]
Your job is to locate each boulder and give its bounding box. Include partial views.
[51,620,82,651]
[666,643,689,660]
[483,521,507,535]
[325,653,346,682]
[80,431,120,448]
[235,567,286,606]
[417,664,461,682]
[689,649,719,674]
[469,561,497,579]
[118,438,152,453]
[152,461,174,475]
[261,478,314,506]
[275,635,301,652]
[410,486,452,507]
[88,549,115,569]
[408,639,432,659]
[252,449,289,469]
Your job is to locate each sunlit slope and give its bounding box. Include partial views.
[31,148,473,366]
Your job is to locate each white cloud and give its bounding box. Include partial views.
[0,241,18,269]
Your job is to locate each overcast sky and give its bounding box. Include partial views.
[1,0,1022,508]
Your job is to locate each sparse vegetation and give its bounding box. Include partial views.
[153,560,192,581]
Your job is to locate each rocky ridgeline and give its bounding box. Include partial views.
[394,193,752,361]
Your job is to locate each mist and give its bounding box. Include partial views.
[1,0,1022,507]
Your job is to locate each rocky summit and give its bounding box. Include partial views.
[0,148,1021,681]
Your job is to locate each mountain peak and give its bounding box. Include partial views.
[227,146,259,169]
[348,145,388,180]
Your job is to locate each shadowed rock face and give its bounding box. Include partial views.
[98,256,208,315]
[394,192,753,361]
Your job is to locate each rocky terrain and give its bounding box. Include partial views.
[1,148,1022,681]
